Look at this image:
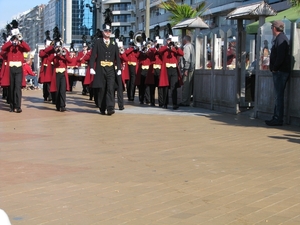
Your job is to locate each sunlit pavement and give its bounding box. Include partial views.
[0,86,300,225]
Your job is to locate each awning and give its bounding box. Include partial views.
[227,1,276,20]
[246,7,300,34]
[172,17,209,29]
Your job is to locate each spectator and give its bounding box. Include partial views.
[226,39,236,69]
[23,58,39,89]
[265,20,290,126]
[261,40,270,70]
[179,35,195,106]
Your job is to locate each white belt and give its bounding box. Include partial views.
[9,61,22,67]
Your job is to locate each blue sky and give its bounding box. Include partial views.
[0,0,49,29]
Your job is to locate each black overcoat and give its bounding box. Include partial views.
[89,39,121,88]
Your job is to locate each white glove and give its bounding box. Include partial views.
[90,68,96,75]
[117,70,121,76]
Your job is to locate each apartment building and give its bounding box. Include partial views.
[3,0,291,51]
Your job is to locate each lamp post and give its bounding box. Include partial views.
[93,0,102,29]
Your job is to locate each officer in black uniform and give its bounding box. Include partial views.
[89,24,121,115]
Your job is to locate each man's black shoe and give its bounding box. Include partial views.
[107,110,115,115]
[100,111,106,115]
[265,119,283,126]
[60,107,66,112]
[119,107,124,110]
[15,108,22,113]
[173,105,179,110]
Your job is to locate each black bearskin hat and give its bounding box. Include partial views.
[70,41,75,52]
[82,34,88,48]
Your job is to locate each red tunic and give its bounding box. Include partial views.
[0,51,9,86]
[124,47,140,75]
[158,45,183,87]
[1,41,30,87]
[48,49,72,92]
[119,53,129,85]
[39,46,55,83]
[135,50,155,85]
[77,50,93,85]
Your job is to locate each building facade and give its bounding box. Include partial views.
[17,5,45,51]
[1,0,291,52]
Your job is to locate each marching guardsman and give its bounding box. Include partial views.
[116,41,128,110]
[124,34,140,101]
[77,35,90,95]
[39,30,55,102]
[0,51,9,101]
[48,30,72,112]
[89,23,121,115]
[135,42,154,105]
[149,39,163,107]
[158,34,184,110]
[67,42,78,92]
[1,20,30,113]
[87,29,102,106]
[0,33,9,101]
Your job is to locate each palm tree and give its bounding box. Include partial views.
[289,0,300,7]
[159,0,207,36]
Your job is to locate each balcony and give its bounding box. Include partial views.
[150,0,163,7]
[138,22,144,31]
[139,1,145,11]
[150,12,170,25]
[127,5,136,12]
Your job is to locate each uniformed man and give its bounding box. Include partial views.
[124,42,140,101]
[149,39,163,107]
[39,31,54,102]
[48,39,72,112]
[77,38,90,95]
[158,35,183,109]
[1,20,30,113]
[89,24,121,115]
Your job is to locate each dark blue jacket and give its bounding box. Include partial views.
[269,32,290,72]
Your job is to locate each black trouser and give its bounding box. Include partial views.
[89,86,94,100]
[8,66,22,110]
[55,72,66,110]
[93,88,99,107]
[158,87,163,106]
[139,69,147,103]
[163,67,178,106]
[153,68,162,106]
[68,75,74,91]
[43,82,51,100]
[145,86,150,104]
[2,87,8,100]
[161,86,169,106]
[98,66,115,112]
[116,75,124,108]
[127,65,136,100]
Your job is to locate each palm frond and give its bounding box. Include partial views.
[159,0,207,26]
[289,0,300,7]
